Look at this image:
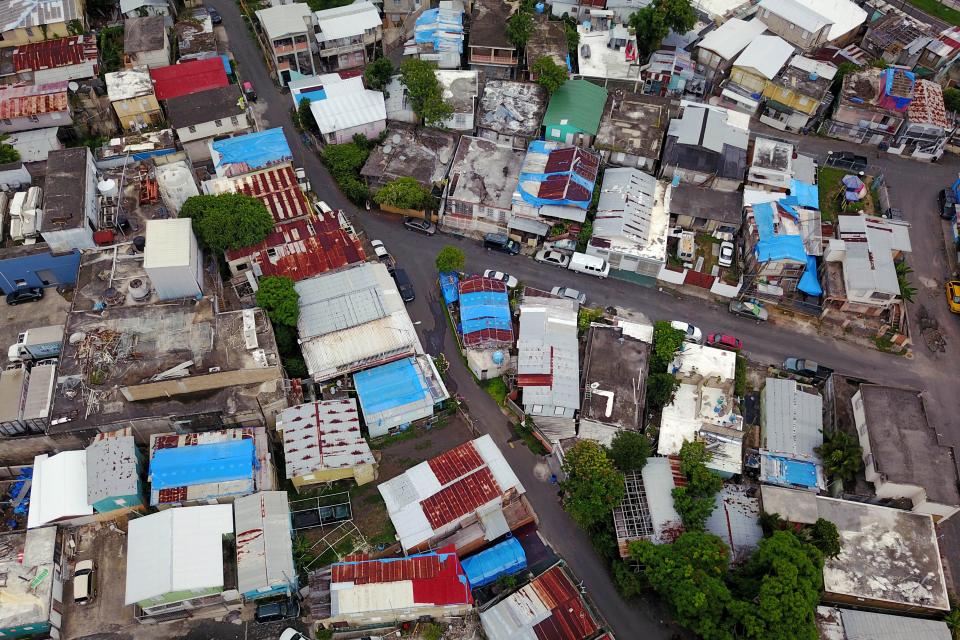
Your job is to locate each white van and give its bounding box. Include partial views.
[567,252,610,278]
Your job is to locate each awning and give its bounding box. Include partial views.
[508,215,550,236]
[763,99,794,114]
[721,88,759,110]
[478,504,510,541]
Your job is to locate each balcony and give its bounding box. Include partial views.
[469,51,518,66]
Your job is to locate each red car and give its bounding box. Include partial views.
[707,334,742,351]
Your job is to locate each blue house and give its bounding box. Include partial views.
[234,491,295,601]
[0,244,80,294]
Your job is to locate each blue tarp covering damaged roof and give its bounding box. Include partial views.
[460,290,512,336]
[354,358,430,417]
[461,537,527,589]
[414,8,464,53]
[753,201,807,263]
[151,439,255,489]
[787,179,818,209]
[211,127,293,177]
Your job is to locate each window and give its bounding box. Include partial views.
[550,127,561,138]
[13,279,26,287]
[532,404,543,414]
[554,406,565,416]
[230,116,239,126]
[214,119,223,127]
[188,125,196,133]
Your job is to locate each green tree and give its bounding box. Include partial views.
[321,142,369,174]
[807,518,841,558]
[0,135,20,164]
[561,440,625,528]
[577,306,604,334]
[506,9,534,47]
[298,97,317,134]
[576,219,592,252]
[180,193,274,253]
[256,276,300,327]
[650,320,685,372]
[896,260,917,302]
[815,430,863,488]
[831,61,857,95]
[629,0,696,59]
[611,560,645,598]
[945,605,960,640]
[563,20,579,55]
[646,372,679,409]
[531,55,568,94]
[399,59,454,126]
[283,356,308,379]
[435,245,466,273]
[608,430,651,472]
[945,87,960,113]
[671,441,723,531]
[364,57,393,92]
[373,177,432,210]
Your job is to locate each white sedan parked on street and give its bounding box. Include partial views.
[483,269,519,288]
[534,249,570,267]
[670,320,703,344]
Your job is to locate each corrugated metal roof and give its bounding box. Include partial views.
[309,78,386,135]
[256,2,312,40]
[86,431,139,504]
[761,377,823,459]
[429,439,485,485]
[295,264,389,339]
[733,35,794,80]
[838,608,951,640]
[228,165,311,222]
[0,81,67,119]
[12,35,97,73]
[421,467,501,529]
[517,292,580,421]
[150,58,229,101]
[354,356,448,435]
[0,0,82,32]
[313,1,380,42]
[697,18,767,61]
[279,398,375,479]
[234,491,295,596]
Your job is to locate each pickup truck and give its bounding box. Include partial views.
[8,325,64,362]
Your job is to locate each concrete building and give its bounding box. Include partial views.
[527,16,567,79]
[40,146,98,253]
[761,56,837,132]
[440,136,525,237]
[747,136,795,192]
[475,80,547,151]
[1,34,98,85]
[105,67,163,132]
[542,79,607,147]
[668,185,742,234]
[594,93,669,173]
[0,527,61,639]
[827,67,912,145]
[660,103,749,192]
[360,125,458,192]
[125,504,241,620]
[757,0,865,50]
[175,9,217,62]
[123,15,169,69]
[759,377,824,491]
[468,0,518,79]
[256,3,315,85]
[612,458,681,556]
[165,85,251,163]
[0,0,84,48]
[354,355,449,438]
[278,398,377,489]
[121,0,171,18]
[575,20,640,83]
[308,76,386,145]
[695,18,768,85]
[234,492,296,601]
[517,288,580,442]
[435,69,478,131]
[3,127,62,163]
[458,275,514,381]
[761,486,950,614]
[86,428,145,513]
[403,8,463,69]
[0,81,69,134]
[0,243,80,295]
[852,385,960,522]
[378,435,534,554]
[816,606,952,640]
[313,1,382,72]
[586,168,669,278]
[892,78,952,161]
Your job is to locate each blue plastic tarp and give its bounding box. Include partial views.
[220,54,232,76]
[354,358,429,416]
[788,180,819,209]
[517,140,596,210]
[753,201,808,264]
[151,439,255,490]
[765,454,819,488]
[439,272,459,304]
[414,8,464,53]
[212,127,293,177]
[460,290,511,335]
[798,255,822,297]
[461,537,527,589]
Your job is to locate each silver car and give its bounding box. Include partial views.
[551,286,586,304]
[728,300,769,322]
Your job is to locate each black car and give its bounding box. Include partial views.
[824,151,868,172]
[5,287,43,306]
[782,357,833,379]
[208,7,222,23]
[403,217,436,235]
[939,189,957,219]
[483,232,521,255]
[254,597,300,624]
[393,268,415,303]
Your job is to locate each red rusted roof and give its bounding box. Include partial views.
[230,164,311,223]
[530,566,600,640]
[150,58,229,101]
[428,440,485,485]
[459,275,507,295]
[908,79,950,129]
[0,81,68,119]
[420,467,501,529]
[226,211,365,282]
[12,35,98,73]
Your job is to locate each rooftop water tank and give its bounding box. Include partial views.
[98,178,118,199]
[492,351,504,365]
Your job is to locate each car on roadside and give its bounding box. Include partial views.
[718,241,735,267]
[707,333,743,351]
[670,321,703,344]
[254,597,300,624]
[208,6,222,23]
[72,559,95,606]
[5,287,43,306]
[728,299,769,322]
[782,357,832,378]
[551,286,586,304]
[295,167,310,193]
[483,233,520,254]
[403,217,436,235]
[483,269,518,288]
[242,80,257,102]
[939,188,957,220]
[946,280,960,313]
[535,249,570,268]
[825,151,868,172]
[280,630,309,640]
[370,239,389,260]
[393,268,415,302]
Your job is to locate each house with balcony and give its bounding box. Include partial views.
[761,56,837,132]
[469,0,518,79]
[722,35,794,114]
[314,1,382,72]
[257,3,315,86]
[441,136,525,237]
[827,67,913,145]
[890,78,952,161]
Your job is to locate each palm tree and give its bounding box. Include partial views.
[815,430,863,488]
[945,607,960,639]
[896,261,917,303]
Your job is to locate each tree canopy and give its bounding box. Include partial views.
[629,0,697,59]
[945,87,960,113]
[255,276,300,327]
[364,57,393,92]
[435,245,466,273]
[297,97,317,134]
[561,440,625,528]
[180,193,274,253]
[400,59,454,127]
[506,9,535,48]
[650,320,685,372]
[0,135,20,165]
[814,430,862,488]
[646,372,679,409]
[321,140,372,205]
[671,441,722,531]
[531,56,568,95]
[608,430,651,473]
[374,177,432,210]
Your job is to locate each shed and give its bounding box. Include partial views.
[27,451,93,528]
[234,491,295,601]
[542,79,608,142]
[461,537,527,589]
[143,218,202,300]
[353,355,449,438]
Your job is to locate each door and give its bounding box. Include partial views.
[35,269,57,286]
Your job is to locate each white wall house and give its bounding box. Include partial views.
[164,85,252,163]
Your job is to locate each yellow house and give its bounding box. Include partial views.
[761,56,838,131]
[0,0,86,48]
[104,67,164,132]
[279,399,379,491]
[727,35,795,102]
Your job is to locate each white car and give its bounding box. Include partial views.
[483,269,519,288]
[370,239,389,260]
[73,559,95,605]
[670,320,703,344]
[280,629,308,640]
[535,249,570,268]
[718,241,735,268]
[295,167,310,192]
[551,286,586,304]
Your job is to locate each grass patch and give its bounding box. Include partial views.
[512,418,549,455]
[818,166,877,221]
[482,377,509,406]
[902,0,960,25]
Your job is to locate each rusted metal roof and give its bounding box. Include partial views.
[0,81,67,119]
[531,566,600,640]
[150,58,229,101]
[421,467,501,529]
[428,440,485,485]
[12,35,98,73]
[230,164,310,223]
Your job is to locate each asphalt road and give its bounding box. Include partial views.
[210,1,960,635]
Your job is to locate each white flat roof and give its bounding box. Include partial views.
[733,35,794,80]
[27,451,93,529]
[309,78,386,134]
[697,19,767,61]
[671,343,736,380]
[144,218,194,269]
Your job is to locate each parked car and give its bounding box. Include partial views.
[551,286,586,304]
[393,268,415,302]
[483,233,520,255]
[728,299,769,322]
[5,287,43,306]
[73,559,95,606]
[535,249,570,267]
[782,357,831,378]
[208,6,222,23]
[280,630,309,640]
[946,280,960,313]
[370,239,390,261]
[403,217,436,235]
[242,80,257,102]
[707,333,743,351]
[483,269,518,288]
[670,321,703,344]
[313,201,333,215]
[718,241,735,267]
[939,188,957,220]
[825,151,868,172]
[295,167,310,193]
[254,597,300,624]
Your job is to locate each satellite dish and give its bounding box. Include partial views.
[67,81,79,92]
[590,381,600,389]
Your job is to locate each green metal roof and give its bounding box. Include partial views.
[543,79,608,135]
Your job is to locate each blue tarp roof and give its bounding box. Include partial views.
[763,454,819,489]
[460,289,512,336]
[353,358,429,416]
[798,255,822,297]
[151,439,255,490]
[517,140,596,210]
[461,537,527,589]
[212,127,293,176]
[414,8,464,53]
[787,179,818,209]
[220,54,232,75]
[439,272,459,305]
[753,201,807,263]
